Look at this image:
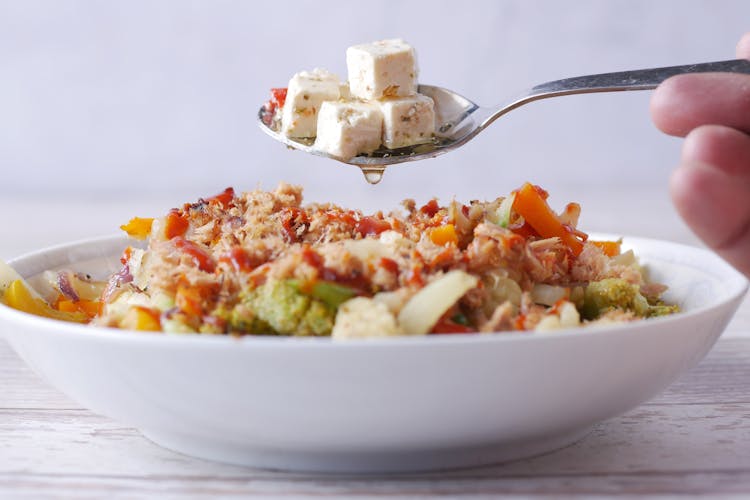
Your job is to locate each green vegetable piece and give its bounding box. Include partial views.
[581,278,650,320]
[647,303,680,318]
[299,300,335,336]
[289,279,359,309]
[228,303,273,334]
[249,280,311,334]
[451,313,470,326]
[309,281,359,308]
[231,280,337,336]
[494,193,516,228]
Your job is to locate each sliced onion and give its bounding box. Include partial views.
[398,270,478,335]
[0,259,43,300]
[57,271,79,301]
[494,193,516,227]
[373,289,412,315]
[45,270,107,302]
[531,283,568,306]
[611,249,636,267]
[1,259,23,294]
[342,239,390,262]
[448,201,472,235]
[482,273,522,316]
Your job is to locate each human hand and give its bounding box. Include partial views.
[650,33,750,277]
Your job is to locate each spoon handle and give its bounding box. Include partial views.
[530,59,750,96]
[482,59,750,129]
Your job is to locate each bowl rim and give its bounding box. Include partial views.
[0,233,747,350]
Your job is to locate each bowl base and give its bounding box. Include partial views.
[140,427,592,474]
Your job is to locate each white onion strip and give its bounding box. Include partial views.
[398,270,478,335]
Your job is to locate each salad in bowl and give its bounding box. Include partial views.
[1,182,677,339]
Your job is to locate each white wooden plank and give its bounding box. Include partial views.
[0,340,80,410]
[1,470,750,498]
[651,338,750,405]
[724,293,750,339]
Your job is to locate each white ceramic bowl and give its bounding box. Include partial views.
[0,235,747,473]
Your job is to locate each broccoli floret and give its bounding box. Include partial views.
[250,280,311,333]
[300,300,335,335]
[231,280,335,336]
[581,278,650,320]
[228,303,273,334]
[647,303,680,317]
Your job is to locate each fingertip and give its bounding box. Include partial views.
[736,32,750,59]
[650,75,689,137]
[650,73,750,137]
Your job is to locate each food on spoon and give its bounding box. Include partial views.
[380,94,436,149]
[265,39,436,159]
[315,101,384,159]
[346,39,418,100]
[280,68,342,138]
[0,183,679,338]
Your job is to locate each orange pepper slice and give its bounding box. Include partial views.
[512,182,585,256]
[121,306,161,331]
[175,285,204,316]
[56,298,101,319]
[429,224,458,246]
[591,240,622,257]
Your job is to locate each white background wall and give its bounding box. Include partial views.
[1,0,748,212]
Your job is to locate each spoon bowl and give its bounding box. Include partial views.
[258,59,750,171]
[257,84,478,168]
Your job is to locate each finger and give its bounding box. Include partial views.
[737,32,750,59]
[670,126,750,276]
[671,162,750,277]
[682,124,750,178]
[650,73,750,137]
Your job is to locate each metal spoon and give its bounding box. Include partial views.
[258,59,750,183]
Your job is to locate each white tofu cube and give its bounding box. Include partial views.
[346,39,418,100]
[338,81,351,101]
[379,94,435,149]
[281,68,341,138]
[314,101,384,159]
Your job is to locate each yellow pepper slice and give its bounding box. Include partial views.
[120,306,161,331]
[120,217,154,240]
[3,280,87,323]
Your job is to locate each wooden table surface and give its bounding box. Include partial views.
[2,191,750,498]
